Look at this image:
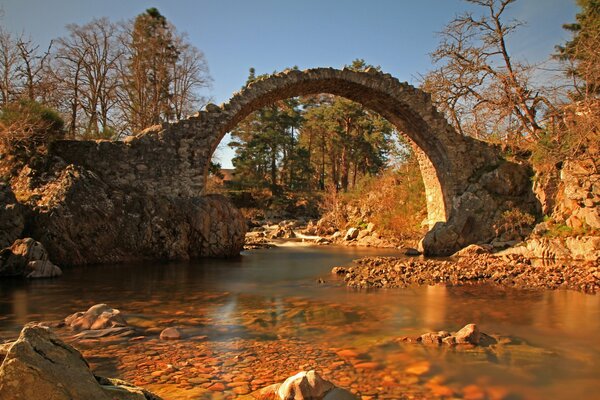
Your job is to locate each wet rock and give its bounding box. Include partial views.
[442,336,456,346]
[0,324,161,400]
[322,388,357,400]
[251,370,356,400]
[277,370,335,399]
[419,331,450,345]
[419,332,441,345]
[331,266,347,275]
[73,326,136,340]
[403,247,421,256]
[0,238,62,279]
[160,327,182,340]
[65,303,127,330]
[454,324,481,345]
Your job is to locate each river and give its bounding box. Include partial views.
[1,244,599,399]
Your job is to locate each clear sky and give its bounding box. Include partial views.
[1,0,578,166]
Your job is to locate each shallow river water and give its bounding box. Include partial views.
[1,244,599,399]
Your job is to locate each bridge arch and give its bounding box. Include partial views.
[208,68,471,228]
[51,67,537,256]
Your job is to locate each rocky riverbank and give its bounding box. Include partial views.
[244,218,409,251]
[332,254,599,294]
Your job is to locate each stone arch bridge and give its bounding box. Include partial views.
[49,67,538,261]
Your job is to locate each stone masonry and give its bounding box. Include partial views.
[49,67,539,256]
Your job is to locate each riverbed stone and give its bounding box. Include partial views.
[277,370,335,399]
[160,327,182,340]
[65,304,127,330]
[454,324,480,345]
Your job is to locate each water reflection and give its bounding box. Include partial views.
[0,246,598,399]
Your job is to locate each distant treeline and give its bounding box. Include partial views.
[0,8,210,139]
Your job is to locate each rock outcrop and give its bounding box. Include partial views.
[0,182,24,249]
[521,158,600,260]
[0,324,161,400]
[0,238,62,278]
[6,158,246,266]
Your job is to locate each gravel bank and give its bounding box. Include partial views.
[332,255,600,294]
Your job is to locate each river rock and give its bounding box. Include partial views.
[250,370,355,400]
[453,244,491,257]
[454,323,480,345]
[322,388,357,400]
[160,327,182,340]
[404,247,421,256]
[344,228,359,241]
[277,370,335,400]
[65,303,127,330]
[0,238,62,278]
[0,324,161,400]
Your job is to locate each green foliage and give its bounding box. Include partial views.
[542,218,598,238]
[0,99,64,147]
[229,60,398,212]
[208,161,223,179]
[0,100,65,175]
[124,8,179,130]
[556,0,600,96]
[1,100,64,133]
[230,89,305,193]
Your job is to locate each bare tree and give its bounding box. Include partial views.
[51,18,124,138]
[15,36,53,102]
[421,0,553,143]
[169,36,211,120]
[0,28,20,106]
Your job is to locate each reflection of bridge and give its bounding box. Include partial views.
[52,68,538,256]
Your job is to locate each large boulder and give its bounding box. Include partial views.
[0,324,161,400]
[0,238,62,278]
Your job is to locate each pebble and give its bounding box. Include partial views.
[159,327,182,340]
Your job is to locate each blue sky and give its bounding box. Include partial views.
[1,0,578,166]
